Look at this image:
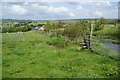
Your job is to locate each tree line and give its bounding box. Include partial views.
[2,21,45,33]
[43,17,107,44]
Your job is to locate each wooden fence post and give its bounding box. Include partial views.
[88,23,93,49]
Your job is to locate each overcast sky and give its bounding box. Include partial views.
[1,1,119,20]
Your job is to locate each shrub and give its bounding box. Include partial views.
[47,37,67,47]
[94,21,103,31]
[63,25,80,40]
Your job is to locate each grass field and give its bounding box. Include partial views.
[2,31,119,78]
[93,25,119,40]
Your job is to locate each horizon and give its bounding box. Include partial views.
[2,17,119,21]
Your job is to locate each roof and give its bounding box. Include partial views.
[31,27,39,30]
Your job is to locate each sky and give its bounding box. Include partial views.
[1,0,119,20]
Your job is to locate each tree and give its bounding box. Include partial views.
[95,21,104,31]
[63,22,85,41]
[38,24,44,26]
[98,17,106,25]
[14,27,22,32]
[94,17,106,31]
[14,24,20,27]
[21,27,28,32]
[57,20,64,29]
[2,27,8,33]
[113,20,117,27]
[26,25,33,30]
[44,21,53,33]
[63,25,80,41]
[94,21,102,31]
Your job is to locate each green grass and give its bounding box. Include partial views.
[2,31,119,78]
[93,26,119,40]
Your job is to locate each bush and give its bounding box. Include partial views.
[63,25,80,40]
[47,37,67,47]
[63,23,85,41]
[26,25,33,30]
[94,21,103,31]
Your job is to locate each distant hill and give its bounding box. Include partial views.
[2,19,34,22]
[2,18,99,22]
[2,18,118,22]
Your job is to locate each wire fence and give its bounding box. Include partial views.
[90,36,119,60]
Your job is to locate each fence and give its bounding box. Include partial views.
[85,35,119,60]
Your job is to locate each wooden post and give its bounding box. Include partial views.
[87,34,90,49]
[88,23,93,49]
[83,26,86,40]
[90,23,93,43]
[83,23,87,48]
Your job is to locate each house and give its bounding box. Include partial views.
[31,25,44,31]
[31,27,39,30]
[38,25,44,31]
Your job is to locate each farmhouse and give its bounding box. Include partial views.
[31,24,44,31]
